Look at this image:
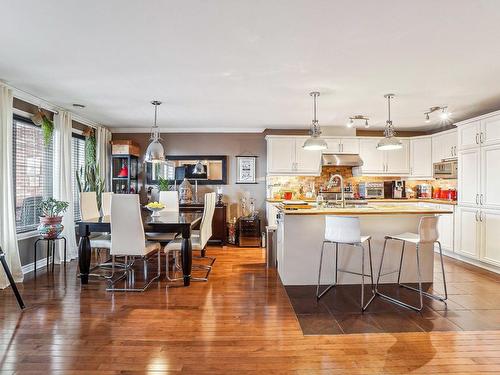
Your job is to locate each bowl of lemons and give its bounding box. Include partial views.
[145,201,165,217]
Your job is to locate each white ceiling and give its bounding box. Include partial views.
[2,0,500,132]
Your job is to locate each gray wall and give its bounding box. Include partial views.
[113,131,267,223]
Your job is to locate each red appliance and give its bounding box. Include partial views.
[433,188,441,199]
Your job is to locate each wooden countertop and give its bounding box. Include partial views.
[266,198,457,205]
[279,205,453,216]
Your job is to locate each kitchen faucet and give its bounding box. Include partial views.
[327,174,345,208]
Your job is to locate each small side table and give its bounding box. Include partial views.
[34,237,66,276]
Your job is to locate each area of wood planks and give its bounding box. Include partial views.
[0,246,499,374]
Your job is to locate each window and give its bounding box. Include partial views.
[72,133,85,221]
[13,115,53,233]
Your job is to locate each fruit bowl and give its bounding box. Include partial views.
[146,202,165,217]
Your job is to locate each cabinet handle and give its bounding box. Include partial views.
[450,146,453,157]
[480,132,485,144]
[338,143,341,153]
[476,133,479,144]
[480,211,484,222]
[476,210,479,222]
[480,194,483,205]
[454,146,457,156]
[476,194,479,205]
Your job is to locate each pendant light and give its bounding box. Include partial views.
[144,100,165,163]
[193,160,204,174]
[377,94,402,151]
[303,92,327,151]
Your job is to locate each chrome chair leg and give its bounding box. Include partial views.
[361,242,376,312]
[107,252,160,292]
[316,241,335,300]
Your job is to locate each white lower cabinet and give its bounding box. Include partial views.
[480,209,500,267]
[437,204,454,251]
[455,206,481,259]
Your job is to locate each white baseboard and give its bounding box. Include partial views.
[21,257,53,274]
[436,248,500,275]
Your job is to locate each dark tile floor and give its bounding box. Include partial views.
[286,255,500,335]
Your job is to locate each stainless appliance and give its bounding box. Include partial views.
[384,180,406,199]
[416,184,433,199]
[322,154,363,167]
[433,159,458,179]
[358,182,384,199]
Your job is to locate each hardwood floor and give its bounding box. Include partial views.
[1,246,500,374]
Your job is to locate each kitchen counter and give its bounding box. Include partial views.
[279,204,453,216]
[267,198,457,205]
[276,203,451,286]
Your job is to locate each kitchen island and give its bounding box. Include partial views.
[276,204,453,285]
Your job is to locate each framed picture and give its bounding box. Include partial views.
[236,155,257,184]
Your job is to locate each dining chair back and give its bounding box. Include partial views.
[418,216,439,243]
[101,192,114,216]
[80,192,100,220]
[110,194,146,256]
[324,215,362,244]
[199,192,216,248]
[159,191,179,212]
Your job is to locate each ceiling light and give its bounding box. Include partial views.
[425,113,430,123]
[365,119,369,128]
[347,118,354,128]
[303,92,327,151]
[377,94,402,151]
[440,108,450,120]
[347,115,370,129]
[144,100,165,164]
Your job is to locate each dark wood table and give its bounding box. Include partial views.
[77,211,202,287]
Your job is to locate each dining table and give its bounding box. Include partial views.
[77,210,202,287]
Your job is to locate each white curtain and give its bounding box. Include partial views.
[53,111,78,263]
[0,84,23,288]
[96,126,112,191]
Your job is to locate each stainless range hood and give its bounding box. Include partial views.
[322,154,364,167]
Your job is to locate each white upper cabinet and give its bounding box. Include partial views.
[458,148,480,206]
[267,137,296,174]
[385,139,410,174]
[480,143,500,209]
[481,114,500,146]
[432,130,457,163]
[410,137,433,178]
[324,138,360,154]
[359,138,385,173]
[294,137,322,175]
[266,136,321,175]
[457,120,481,150]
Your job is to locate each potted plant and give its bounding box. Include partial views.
[157,176,170,191]
[37,198,69,239]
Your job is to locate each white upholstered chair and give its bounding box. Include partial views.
[107,194,161,292]
[164,192,216,282]
[375,216,447,311]
[101,192,114,217]
[145,191,180,242]
[79,191,111,251]
[316,215,376,312]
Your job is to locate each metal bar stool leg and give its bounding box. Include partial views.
[316,241,336,300]
[361,241,376,312]
[397,240,405,285]
[437,241,448,300]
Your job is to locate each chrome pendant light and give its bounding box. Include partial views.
[377,94,403,151]
[145,100,165,163]
[193,160,204,174]
[303,92,327,151]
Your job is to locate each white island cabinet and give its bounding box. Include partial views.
[276,205,452,286]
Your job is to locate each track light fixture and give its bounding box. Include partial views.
[424,106,450,123]
[347,115,370,128]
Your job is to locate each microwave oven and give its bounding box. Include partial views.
[358,182,384,199]
[433,160,458,179]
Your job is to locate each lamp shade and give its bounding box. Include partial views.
[376,136,402,150]
[144,139,165,163]
[303,136,328,151]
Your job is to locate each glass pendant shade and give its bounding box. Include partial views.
[303,134,328,150]
[193,160,204,174]
[377,94,402,151]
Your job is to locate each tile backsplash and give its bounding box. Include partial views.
[267,167,457,199]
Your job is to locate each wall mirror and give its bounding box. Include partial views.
[146,155,227,185]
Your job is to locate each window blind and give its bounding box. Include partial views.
[13,115,53,233]
[72,134,86,221]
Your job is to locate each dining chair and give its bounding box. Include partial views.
[107,194,161,292]
[101,192,114,217]
[145,191,179,242]
[165,192,216,282]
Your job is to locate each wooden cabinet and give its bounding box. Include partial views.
[458,148,480,206]
[325,138,359,154]
[457,120,481,150]
[266,136,321,175]
[359,138,385,174]
[481,143,500,209]
[180,203,227,244]
[480,209,500,267]
[410,137,432,178]
[432,130,457,163]
[455,205,480,259]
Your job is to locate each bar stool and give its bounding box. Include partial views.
[316,216,375,312]
[375,216,447,312]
